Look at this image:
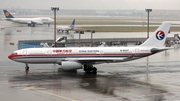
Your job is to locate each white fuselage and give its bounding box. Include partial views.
[8,46,158,64]
[4,17,54,25]
[57,26,74,31]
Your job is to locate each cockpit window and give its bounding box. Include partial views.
[12,52,17,55]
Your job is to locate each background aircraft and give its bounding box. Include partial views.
[57,19,75,32]
[2,10,54,27]
[8,22,171,74]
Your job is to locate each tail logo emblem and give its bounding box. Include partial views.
[156,30,165,40]
[5,12,9,17]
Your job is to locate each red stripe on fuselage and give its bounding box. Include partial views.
[8,53,152,59]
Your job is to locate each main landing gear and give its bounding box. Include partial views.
[27,24,35,27]
[83,64,97,74]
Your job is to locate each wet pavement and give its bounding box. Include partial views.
[1,21,180,101]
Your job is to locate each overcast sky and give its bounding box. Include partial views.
[1,0,180,10]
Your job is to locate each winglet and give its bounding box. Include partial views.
[69,19,75,28]
[3,9,14,18]
[139,22,171,47]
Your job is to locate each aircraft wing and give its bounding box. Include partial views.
[63,58,124,64]
[62,55,135,64]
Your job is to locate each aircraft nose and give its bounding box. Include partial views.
[8,54,14,59]
[8,54,12,59]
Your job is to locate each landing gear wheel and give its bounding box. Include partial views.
[83,64,97,74]
[83,64,88,71]
[25,64,29,75]
[31,24,35,27]
[92,67,97,74]
[86,67,92,73]
[25,66,29,70]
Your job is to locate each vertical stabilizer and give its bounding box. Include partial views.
[69,19,75,28]
[139,22,171,47]
[3,10,14,18]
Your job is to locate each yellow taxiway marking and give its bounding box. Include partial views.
[25,87,77,101]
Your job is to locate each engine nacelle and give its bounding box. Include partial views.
[60,61,82,70]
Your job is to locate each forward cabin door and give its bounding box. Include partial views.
[135,48,139,56]
[46,50,53,63]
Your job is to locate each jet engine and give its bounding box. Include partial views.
[60,61,82,70]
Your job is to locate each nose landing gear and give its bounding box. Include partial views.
[25,64,29,75]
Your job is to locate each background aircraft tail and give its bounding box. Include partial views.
[3,10,14,18]
[69,19,75,28]
[139,22,171,47]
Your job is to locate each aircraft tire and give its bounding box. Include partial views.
[93,71,97,75]
[86,67,92,73]
[25,66,29,70]
[92,67,97,74]
[84,67,87,71]
[83,64,88,71]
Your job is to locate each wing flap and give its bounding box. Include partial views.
[58,55,135,64]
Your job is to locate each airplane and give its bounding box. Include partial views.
[57,19,75,33]
[8,22,171,74]
[2,9,54,27]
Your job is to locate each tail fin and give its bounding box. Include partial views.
[3,9,14,18]
[69,19,75,28]
[139,22,171,47]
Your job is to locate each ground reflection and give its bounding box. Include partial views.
[9,69,167,100]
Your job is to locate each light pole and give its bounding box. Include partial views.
[51,7,59,47]
[145,9,152,79]
[145,9,152,38]
[91,30,95,47]
[79,31,84,47]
